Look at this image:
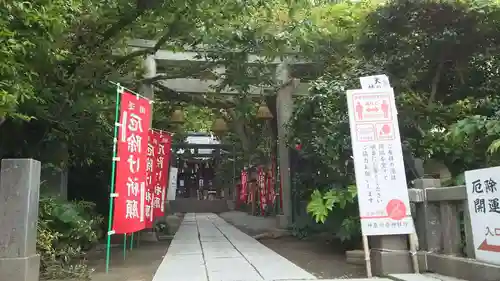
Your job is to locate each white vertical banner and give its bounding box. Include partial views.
[167,167,178,201]
[465,167,500,265]
[346,88,415,236]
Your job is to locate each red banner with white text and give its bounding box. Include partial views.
[112,91,151,234]
[145,130,156,229]
[152,130,172,218]
[258,166,267,215]
[239,170,248,203]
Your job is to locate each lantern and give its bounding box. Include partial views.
[170,109,184,124]
[256,103,273,120]
[212,118,228,135]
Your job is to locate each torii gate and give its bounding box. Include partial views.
[128,39,316,227]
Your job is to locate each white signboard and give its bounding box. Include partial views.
[360,75,391,90]
[465,167,500,265]
[346,88,415,236]
[167,167,178,201]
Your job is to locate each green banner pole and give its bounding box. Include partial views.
[105,84,123,273]
[130,232,134,250]
[123,234,127,260]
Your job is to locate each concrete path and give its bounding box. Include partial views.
[151,212,464,281]
[152,213,389,281]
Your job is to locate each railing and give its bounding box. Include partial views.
[408,179,500,281]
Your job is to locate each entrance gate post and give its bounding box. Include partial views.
[275,62,295,228]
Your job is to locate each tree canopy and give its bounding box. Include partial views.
[3,0,500,276]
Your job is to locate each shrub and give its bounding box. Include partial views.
[37,197,104,280]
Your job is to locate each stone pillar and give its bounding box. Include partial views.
[139,54,160,242]
[140,54,156,102]
[0,159,41,281]
[275,62,294,228]
[368,181,439,275]
[414,178,442,252]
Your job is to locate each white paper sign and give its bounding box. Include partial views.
[360,75,391,90]
[465,167,500,265]
[167,167,178,201]
[346,88,415,236]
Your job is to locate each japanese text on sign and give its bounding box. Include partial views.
[112,91,151,234]
[346,88,414,236]
[465,167,500,265]
[359,75,391,90]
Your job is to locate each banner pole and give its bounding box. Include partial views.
[105,84,123,273]
[123,234,127,260]
[130,232,134,250]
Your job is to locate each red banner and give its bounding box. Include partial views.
[239,170,248,203]
[267,170,275,205]
[145,130,155,228]
[152,130,172,218]
[258,166,267,215]
[112,91,151,234]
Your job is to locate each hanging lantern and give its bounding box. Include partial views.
[212,118,228,135]
[256,103,273,120]
[170,109,184,124]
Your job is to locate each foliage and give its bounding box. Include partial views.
[306,185,360,241]
[289,0,500,240]
[38,197,103,280]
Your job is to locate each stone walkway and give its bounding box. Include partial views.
[151,213,465,281]
[151,213,390,281]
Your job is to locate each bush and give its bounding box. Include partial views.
[37,197,104,280]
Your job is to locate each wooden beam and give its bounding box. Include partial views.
[127,39,312,65]
[157,78,309,96]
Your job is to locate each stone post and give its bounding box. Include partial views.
[0,159,41,281]
[414,178,442,252]
[369,234,412,275]
[275,62,294,228]
[139,54,161,242]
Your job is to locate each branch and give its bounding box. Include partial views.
[112,13,188,69]
[428,59,444,108]
[226,109,250,152]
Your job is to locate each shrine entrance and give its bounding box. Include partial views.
[168,133,235,213]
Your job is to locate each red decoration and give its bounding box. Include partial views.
[258,166,267,215]
[145,130,155,228]
[152,131,172,218]
[112,91,151,234]
[272,156,282,210]
[295,143,302,150]
[267,172,275,205]
[239,170,248,203]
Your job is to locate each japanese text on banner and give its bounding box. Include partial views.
[346,88,414,236]
[465,167,500,265]
[145,130,156,228]
[152,131,172,218]
[258,167,267,215]
[112,91,151,234]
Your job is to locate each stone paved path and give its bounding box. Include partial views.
[151,213,465,281]
[151,213,391,281]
